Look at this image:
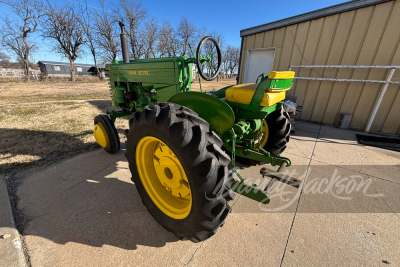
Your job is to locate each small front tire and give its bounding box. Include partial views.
[94,114,120,154]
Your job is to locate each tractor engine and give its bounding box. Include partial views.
[107,58,193,113]
[106,22,194,113]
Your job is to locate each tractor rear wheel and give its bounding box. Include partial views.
[233,108,291,165]
[263,107,291,155]
[126,103,235,242]
[94,115,120,154]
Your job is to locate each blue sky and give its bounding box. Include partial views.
[1,0,348,63]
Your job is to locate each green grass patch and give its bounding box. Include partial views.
[53,101,79,106]
[62,118,79,125]
[66,105,81,110]
[0,92,110,104]
[13,107,41,116]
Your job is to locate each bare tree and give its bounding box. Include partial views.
[208,31,225,50]
[118,0,146,59]
[0,0,40,81]
[221,46,230,78]
[0,51,11,63]
[93,0,120,63]
[157,19,179,57]
[79,5,101,79]
[141,17,158,59]
[177,17,196,57]
[228,46,240,77]
[170,37,180,57]
[40,1,86,82]
[195,26,207,45]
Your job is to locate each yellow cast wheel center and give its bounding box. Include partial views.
[136,136,192,219]
[256,119,269,149]
[94,123,110,148]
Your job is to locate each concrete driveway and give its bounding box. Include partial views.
[16,121,400,266]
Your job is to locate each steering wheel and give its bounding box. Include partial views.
[196,36,222,81]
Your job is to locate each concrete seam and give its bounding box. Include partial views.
[230,194,241,208]
[284,149,400,186]
[279,124,322,267]
[371,181,400,219]
[182,241,204,267]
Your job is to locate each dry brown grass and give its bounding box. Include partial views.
[0,78,236,173]
[0,80,109,105]
[0,75,102,84]
[191,77,236,92]
[39,75,103,83]
[0,77,26,83]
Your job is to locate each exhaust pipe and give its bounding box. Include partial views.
[119,22,130,63]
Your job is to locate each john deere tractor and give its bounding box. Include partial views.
[93,23,298,242]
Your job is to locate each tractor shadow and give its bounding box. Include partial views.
[1,128,178,250]
[18,149,178,250]
[0,128,98,172]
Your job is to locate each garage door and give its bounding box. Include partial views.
[244,49,275,83]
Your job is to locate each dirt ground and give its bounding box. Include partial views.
[0,78,236,173]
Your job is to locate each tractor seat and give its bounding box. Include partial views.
[225,83,287,107]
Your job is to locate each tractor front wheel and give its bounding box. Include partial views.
[93,115,120,154]
[126,103,235,242]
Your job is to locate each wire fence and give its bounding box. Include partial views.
[0,68,41,81]
[289,65,400,133]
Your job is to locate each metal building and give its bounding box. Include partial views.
[238,0,400,134]
[38,61,105,77]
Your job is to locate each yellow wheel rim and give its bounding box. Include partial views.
[136,136,192,219]
[256,119,269,149]
[94,123,110,148]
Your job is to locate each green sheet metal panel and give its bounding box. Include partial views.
[151,84,179,102]
[106,56,193,107]
[168,91,235,135]
[106,59,179,84]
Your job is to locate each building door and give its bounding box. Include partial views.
[244,48,275,83]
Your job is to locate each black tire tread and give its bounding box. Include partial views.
[264,108,291,155]
[126,102,235,242]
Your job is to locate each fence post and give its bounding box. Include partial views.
[364,68,396,132]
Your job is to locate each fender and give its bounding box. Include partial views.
[168,91,235,135]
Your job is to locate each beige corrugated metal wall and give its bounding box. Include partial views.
[239,0,400,134]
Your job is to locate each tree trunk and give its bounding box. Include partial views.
[95,62,102,80]
[24,60,30,82]
[23,39,30,82]
[183,42,187,57]
[70,60,76,82]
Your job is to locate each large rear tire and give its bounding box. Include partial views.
[263,107,291,155]
[126,103,235,242]
[234,108,290,165]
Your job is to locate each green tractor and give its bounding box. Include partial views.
[93,23,298,242]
